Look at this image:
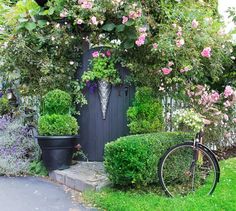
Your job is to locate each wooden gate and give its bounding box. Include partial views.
[77,48,135,161]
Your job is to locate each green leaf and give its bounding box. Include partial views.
[25,22,36,31]
[37,20,47,28]
[125,20,134,26]
[116,24,125,32]
[124,40,134,49]
[18,18,28,23]
[102,23,116,31]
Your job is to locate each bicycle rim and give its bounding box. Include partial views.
[159,143,217,197]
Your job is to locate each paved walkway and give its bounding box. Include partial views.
[0,176,97,211]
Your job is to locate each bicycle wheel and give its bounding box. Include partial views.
[158,142,219,197]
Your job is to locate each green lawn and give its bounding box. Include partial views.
[83,157,236,211]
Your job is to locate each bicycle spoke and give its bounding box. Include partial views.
[159,144,217,197]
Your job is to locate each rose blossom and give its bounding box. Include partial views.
[92,51,99,58]
[122,16,128,24]
[192,19,199,28]
[176,39,185,47]
[224,85,234,98]
[106,50,111,57]
[135,33,146,47]
[224,100,231,107]
[60,11,68,18]
[233,118,236,123]
[201,47,211,58]
[180,66,190,73]
[172,23,177,28]
[77,19,83,25]
[139,27,147,33]
[168,61,174,67]
[210,91,220,103]
[223,114,229,121]
[153,43,158,49]
[129,11,136,19]
[91,16,98,25]
[162,67,172,75]
[81,1,93,9]
[176,31,182,37]
[136,9,142,17]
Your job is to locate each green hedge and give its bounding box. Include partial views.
[104,132,193,187]
[127,87,164,134]
[38,114,79,136]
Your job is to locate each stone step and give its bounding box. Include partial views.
[49,162,111,192]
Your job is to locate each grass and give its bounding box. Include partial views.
[83,157,236,211]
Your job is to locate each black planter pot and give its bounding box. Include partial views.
[37,135,79,171]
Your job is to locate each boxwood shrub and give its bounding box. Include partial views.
[38,114,79,136]
[42,89,72,115]
[104,132,193,187]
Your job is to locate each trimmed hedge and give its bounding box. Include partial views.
[104,132,193,187]
[38,114,79,136]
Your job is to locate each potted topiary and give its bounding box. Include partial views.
[37,89,79,171]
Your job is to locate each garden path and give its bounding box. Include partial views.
[0,176,97,211]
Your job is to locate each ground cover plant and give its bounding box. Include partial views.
[84,157,236,211]
[0,116,41,176]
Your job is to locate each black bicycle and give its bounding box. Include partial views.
[158,130,220,197]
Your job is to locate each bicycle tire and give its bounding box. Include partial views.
[158,142,220,197]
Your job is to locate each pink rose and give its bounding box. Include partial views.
[60,11,68,18]
[176,31,182,37]
[153,43,158,49]
[92,51,99,58]
[167,61,174,67]
[129,11,136,19]
[200,93,210,105]
[77,19,83,25]
[201,47,211,58]
[139,27,147,33]
[224,85,234,98]
[176,39,185,47]
[135,33,146,47]
[180,66,190,73]
[106,50,111,57]
[192,19,199,28]
[162,67,172,75]
[91,16,98,25]
[81,1,93,9]
[224,114,229,121]
[135,39,144,47]
[210,91,220,103]
[136,9,142,17]
[224,100,231,107]
[122,16,128,24]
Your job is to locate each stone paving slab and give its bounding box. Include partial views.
[49,162,111,192]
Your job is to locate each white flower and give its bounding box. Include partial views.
[69,61,75,65]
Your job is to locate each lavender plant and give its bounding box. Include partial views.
[0,116,41,176]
